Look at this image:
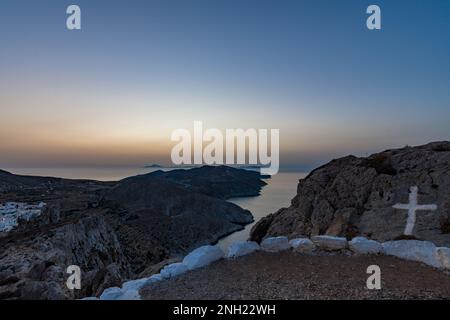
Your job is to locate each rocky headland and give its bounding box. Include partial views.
[0,166,264,299]
[251,142,450,246]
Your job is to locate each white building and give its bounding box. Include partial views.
[0,202,46,233]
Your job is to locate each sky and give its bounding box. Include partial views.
[0,0,449,169]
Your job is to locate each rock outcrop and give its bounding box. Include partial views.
[0,214,131,300]
[251,142,450,246]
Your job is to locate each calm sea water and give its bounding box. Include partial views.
[5,167,306,249]
[218,172,307,250]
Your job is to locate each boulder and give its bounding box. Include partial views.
[122,278,149,291]
[250,142,450,247]
[116,289,141,300]
[160,263,189,279]
[436,247,450,270]
[312,235,348,251]
[100,287,123,300]
[261,236,291,252]
[349,237,383,254]
[289,238,315,253]
[227,241,260,258]
[101,280,146,300]
[182,245,224,270]
[145,273,163,284]
[382,240,441,268]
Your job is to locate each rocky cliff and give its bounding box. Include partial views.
[0,214,131,299]
[251,142,450,247]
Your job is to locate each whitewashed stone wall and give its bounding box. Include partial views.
[88,236,450,301]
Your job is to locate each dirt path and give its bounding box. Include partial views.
[140,251,450,300]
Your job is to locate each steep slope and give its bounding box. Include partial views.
[105,172,254,274]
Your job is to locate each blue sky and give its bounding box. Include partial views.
[0,0,449,169]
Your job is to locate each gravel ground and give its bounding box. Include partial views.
[140,251,450,300]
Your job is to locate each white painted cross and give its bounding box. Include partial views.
[392,186,437,235]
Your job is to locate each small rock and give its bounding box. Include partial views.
[382,240,441,268]
[160,263,189,279]
[100,287,123,300]
[349,237,383,255]
[261,236,291,252]
[289,238,315,253]
[122,278,148,291]
[145,273,163,284]
[80,297,99,300]
[312,235,348,251]
[117,289,141,300]
[436,247,450,270]
[182,245,224,270]
[227,241,260,258]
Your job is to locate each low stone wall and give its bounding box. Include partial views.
[85,236,450,300]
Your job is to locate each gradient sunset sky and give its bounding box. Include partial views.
[1,0,449,169]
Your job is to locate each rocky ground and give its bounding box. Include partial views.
[140,251,450,300]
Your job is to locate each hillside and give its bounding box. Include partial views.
[0,166,264,299]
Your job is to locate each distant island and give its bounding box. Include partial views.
[144,163,268,172]
[144,164,163,168]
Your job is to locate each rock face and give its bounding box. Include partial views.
[0,214,131,300]
[251,142,450,247]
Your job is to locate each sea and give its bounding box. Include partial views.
[4,167,307,250]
